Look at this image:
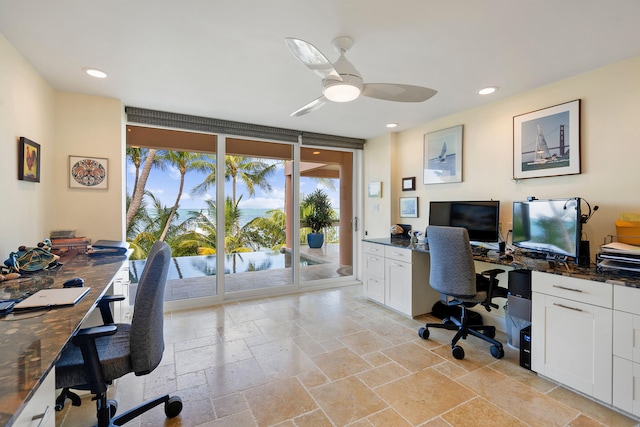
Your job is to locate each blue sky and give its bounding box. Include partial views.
[126,158,340,212]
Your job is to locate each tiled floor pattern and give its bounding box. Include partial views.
[56,285,640,427]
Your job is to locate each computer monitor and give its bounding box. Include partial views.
[428,200,500,242]
[512,198,581,260]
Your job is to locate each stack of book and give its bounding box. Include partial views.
[597,240,640,274]
[50,237,91,254]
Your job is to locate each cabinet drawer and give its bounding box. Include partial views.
[363,242,384,256]
[532,271,612,308]
[384,245,412,263]
[614,285,640,315]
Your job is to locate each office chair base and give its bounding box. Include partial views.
[418,316,505,360]
[92,392,182,427]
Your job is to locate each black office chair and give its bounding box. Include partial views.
[55,241,182,426]
[418,226,508,360]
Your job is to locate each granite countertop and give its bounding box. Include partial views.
[0,251,128,426]
[363,237,640,288]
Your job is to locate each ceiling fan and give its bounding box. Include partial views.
[285,36,437,117]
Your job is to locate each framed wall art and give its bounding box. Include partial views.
[402,177,416,191]
[368,181,382,198]
[18,137,41,182]
[513,99,580,179]
[399,197,418,218]
[423,125,463,184]
[69,156,109,189]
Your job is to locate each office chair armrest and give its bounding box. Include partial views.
[480,269,506,311]
[480,268,505,278]
[96,295,125,324]
[70,325,118,395]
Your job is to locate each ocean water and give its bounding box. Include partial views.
[150,207,272,227]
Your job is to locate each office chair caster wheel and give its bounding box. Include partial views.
[418,327,429,339]
[165,396,183,418]
[107,400,118,417]
[452,345,465,360]
[490,345,504,359]
[482,329,496,339]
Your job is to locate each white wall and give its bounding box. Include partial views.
[364,56,640,260]
[0,34,55,257]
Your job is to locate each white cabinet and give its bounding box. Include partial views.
[612,285,640,415]
[13,369,55,427]
[362,242,439,317]
[531,271,612,404]
[112,263,132,323]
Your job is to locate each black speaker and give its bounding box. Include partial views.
[578,240,590,268]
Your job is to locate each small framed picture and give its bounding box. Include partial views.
[400,197,418,218]
[69,156,109,189]
[18,137,41,182]
[368,181,382,198]
[402,177,416,191]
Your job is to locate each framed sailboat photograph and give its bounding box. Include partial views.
[513,99,581,179]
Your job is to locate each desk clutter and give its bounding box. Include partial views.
[596,213,640,276]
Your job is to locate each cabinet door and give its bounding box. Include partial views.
[532,292,612,404]
[385,259,412,316]
[364,253,385,303]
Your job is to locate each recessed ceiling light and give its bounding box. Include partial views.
[84,68,108,79]
[386,123,398,128]
[478,86,498,95]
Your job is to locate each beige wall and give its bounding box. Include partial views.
[0,34,55,257]
[364,56,640,259]
[0,33,125,257]
[52,93,125,241]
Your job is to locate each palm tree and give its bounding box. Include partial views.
[192,155,279,207]
[154,150,208,242]
[243,209,286,250]
[126,148,157,230]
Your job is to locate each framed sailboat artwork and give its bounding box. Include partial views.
[513,99,581,179]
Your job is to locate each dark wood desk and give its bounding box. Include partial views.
[0,252,128,426]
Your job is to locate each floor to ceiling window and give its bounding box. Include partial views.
[125,125,358,307]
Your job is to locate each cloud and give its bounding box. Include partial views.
[240,196,284,209]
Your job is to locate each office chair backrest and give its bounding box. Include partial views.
[426,226,477,298]
[130,240,171,376]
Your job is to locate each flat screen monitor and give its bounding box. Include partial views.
[428,200,500,242]
[512,198,581,260]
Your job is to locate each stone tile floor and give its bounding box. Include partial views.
[56,285,639,427]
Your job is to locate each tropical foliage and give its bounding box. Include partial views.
[126,149,338,260]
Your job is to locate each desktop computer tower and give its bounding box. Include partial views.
[520,325,532,370]
[507,269,532,369]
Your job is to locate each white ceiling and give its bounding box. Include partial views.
[1,1,640,140]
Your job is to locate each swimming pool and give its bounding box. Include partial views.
[129,250,320,281]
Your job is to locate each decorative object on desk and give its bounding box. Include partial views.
[18,137,41,182]
[513,99,581,179]
[368,181,382,198]
[69,155,108,189]
[400,197,418,218]
[423,125,463,184]
[402,176,415,191]
[4,239,60,273]
[301,189,335,248]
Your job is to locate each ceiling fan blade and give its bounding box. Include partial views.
[285,38,340,80]
[362,83,437,102]
[290,96,327,117]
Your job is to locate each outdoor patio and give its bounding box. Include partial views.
[131,244,353,302]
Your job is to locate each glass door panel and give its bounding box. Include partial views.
[223,138,294,294]
[299,147,354,285]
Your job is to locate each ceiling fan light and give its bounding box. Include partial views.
[323,82,361,102]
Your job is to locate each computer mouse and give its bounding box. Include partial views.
[63,277,84,288]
